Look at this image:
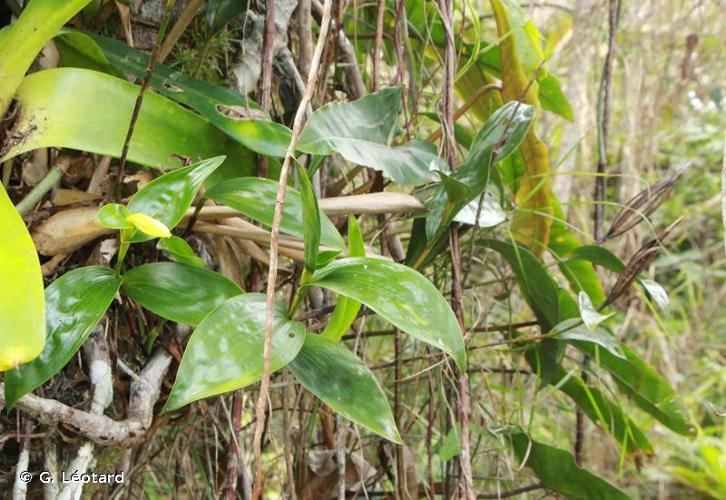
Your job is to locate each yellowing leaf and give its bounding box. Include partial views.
[491,0,554,257]
[0,184,45,371]
[126,213,172,239]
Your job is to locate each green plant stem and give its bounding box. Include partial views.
[289,269,313,317]
[15,166,61,216]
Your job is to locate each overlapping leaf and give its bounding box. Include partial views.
[3,266,120,406]
[165,293,305,411]
[289,334,401,443]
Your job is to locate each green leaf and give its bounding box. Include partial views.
[296,162,321,272]
[55,32,292,157]
[0,184,45,371]
[0,0,92,115]
[423,101,533,240]
[551,318,624,359]
[573,342,695,436]
[566,244,626,273]
[157,236,205,267]
[482,239,559,331]
[289,334,401,443]
[311,257,466,369]
[206,177,344,250]
[538,73,574,121]
[509,430,630,499]
[577,291,613,331]
[122,262,242,326]
[96,203,132,230]
[3,266,121,407]
[126,156,225,243]
[205,0,249,33]
[165,293,305,411]
[0,68,254,177]
[640,279,669,312]
[125,213,172,239]
[298,88,445,185]
[321,215,364,341]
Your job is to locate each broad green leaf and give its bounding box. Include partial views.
[0,0,92,115]
[296,162,321,272]
[437,424,462,461]
[551,318,624,359]
[311,257,466,369]
[577,291,613,331]
[205,0,249,33]
[538,73,574,122]
[157,236,205,267]
[452,188,506,229]
[122,262,242,326]
[126,156,225,243]
[289,334,401,443]
[423,101,533,240]
[55,32,292,157]
[0,184,45,371]
[509,430,630,499]
[298,88,445,185]
[3,266,121,407]
[482,239,559,331]
[126,213,172,239]
[573,342,695,436]
[165,293,305,411]
[566,244,625,273]
[0,68,254,178]
[206,177,344,250]
[321,215,364,341]
[96,203,132,230]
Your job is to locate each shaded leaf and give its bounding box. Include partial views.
[3,266,120,406]
[640,278,669,312]
[165,293,305,411]
[0,68,254,177]
[296,162,321,272]
[289,334,401,443]
[298,88,445,185]
[509,430,630,499]
[206,177,344,250]
[157,236,205,267]
[551,318,624,359]
[205,0,249,34]
[122,262,242,326]
[311,258,466,369]
[0,184,45,371]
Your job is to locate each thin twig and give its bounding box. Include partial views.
[250,1,333,497]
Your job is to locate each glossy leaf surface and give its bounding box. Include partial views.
[206,177,344,250]
[0,185,45,371]
[55,32,292,157]
[165,293,305,411]
[289,334,401,443]
[298,88,445,185]
[551,318,623,359]
[509,430,629,499]
[3,266,120,406]
[0,0,92,115]
[95,203,132,230]
[126,156,225,242]
[311,258,466,369]
[122,262,242,326]
[157,236,205,267]
[0,68,254,177]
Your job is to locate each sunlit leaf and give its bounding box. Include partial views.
[289,334,401,443]
[3,266,120,407]
[321,215,364,341]
[125,156,225,242]
[0,68,254,178]
[0,184,45,371]
[165,293,305,411]
[577,291,613,331]
[126,213,172,239]
[311,257,466,369]
[95,203,132,230]
[551,318,624,359]
[0,0,92,115]
[640,278,669,312]
[206,177,344,250]
[122,262,242,326]
[298,87,445,185]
